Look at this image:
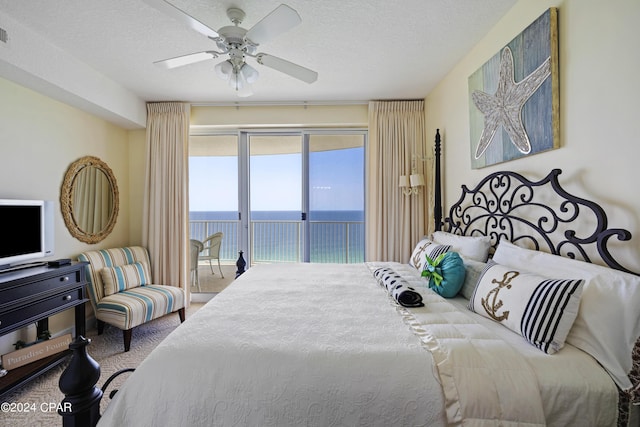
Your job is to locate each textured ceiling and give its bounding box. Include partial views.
[0,0,517,126]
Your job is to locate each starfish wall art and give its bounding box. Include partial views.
[468,8,559,169]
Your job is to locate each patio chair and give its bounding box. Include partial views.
[200,232,224,278]
[190,239,204,291]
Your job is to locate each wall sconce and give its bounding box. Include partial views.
[399,171,425,196]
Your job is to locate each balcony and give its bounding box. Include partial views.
[190,218,364,265]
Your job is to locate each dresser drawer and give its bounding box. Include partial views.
[0,288,84,335]
[0,268,82,308]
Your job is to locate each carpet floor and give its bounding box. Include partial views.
[1,302,205,427]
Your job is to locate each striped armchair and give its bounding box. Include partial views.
[78,246,186,352]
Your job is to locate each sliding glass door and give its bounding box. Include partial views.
[248,135,302,264]
[189,129,366,286]
[308,134,365,263]
[189,134,239,293]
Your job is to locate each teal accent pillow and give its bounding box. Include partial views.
[424,252,466,298]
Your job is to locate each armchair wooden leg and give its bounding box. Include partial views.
[178,307,186,323]
[123,329,132,352]
[97,320,105,335]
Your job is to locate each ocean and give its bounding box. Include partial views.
[189,210,364,221]
[190,210,365,263]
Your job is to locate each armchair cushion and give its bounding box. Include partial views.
[97,284,186,331]
[100,261,151,296]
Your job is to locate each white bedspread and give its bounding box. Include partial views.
[98,262,619,427]
[376,262,618,426]
[445,297,618,425]
[98,263,447,427]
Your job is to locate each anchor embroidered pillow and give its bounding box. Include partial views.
[408,237,451,271]
[468,260,584,354]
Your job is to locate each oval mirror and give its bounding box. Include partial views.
[60,156,119,244]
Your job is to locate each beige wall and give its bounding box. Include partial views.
[128,128,146,246]
[0,76,132,354]
[425,0,640,271]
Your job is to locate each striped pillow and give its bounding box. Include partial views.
[409,237,451,271]
[100,262,151,296]
[469,260,584,354]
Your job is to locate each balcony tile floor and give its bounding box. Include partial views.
[191,263,237,293]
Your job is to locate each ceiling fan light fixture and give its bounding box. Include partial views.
[214,60,233,81]
[240,63,259,84]
[216,60,258,96]
[236,83,253,98]
[228,68,246,89]
[228,68,253,97]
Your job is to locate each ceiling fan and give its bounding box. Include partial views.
[144,0,318,97]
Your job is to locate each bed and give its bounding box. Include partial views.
[88,161,639,426]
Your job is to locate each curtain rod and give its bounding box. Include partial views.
[190,100,369,107]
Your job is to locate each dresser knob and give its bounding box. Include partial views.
[60,276,70,282]
[63,295,72,301]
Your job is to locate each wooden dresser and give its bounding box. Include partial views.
[0,262,88,399]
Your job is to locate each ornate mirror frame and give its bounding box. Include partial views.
[60,156,119,244]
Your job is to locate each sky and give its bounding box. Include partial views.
[189,147,363,212]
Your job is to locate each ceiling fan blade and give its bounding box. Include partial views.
[245,4,301,45]
[154,51,218,69]
[143,0,219,39]
[256,54,318,84]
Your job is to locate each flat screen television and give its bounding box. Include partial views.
[0,199,54,271]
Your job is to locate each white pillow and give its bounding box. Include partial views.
[469,260,584,354]
[493,239,640,390]
[432,231,491,262]
[408,237,451,271]
[459,256,487,300]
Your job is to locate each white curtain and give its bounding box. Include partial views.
[366,100,430,262]
[143,102,190,301]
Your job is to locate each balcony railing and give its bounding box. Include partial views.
[190,220,239,262]
[189,219,364,265]
[309,221,365,264]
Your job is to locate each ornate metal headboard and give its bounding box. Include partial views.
[441,168,638,275]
